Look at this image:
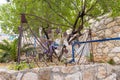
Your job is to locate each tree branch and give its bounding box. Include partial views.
[71,0,80,12]
[86,0,98,14]
[25,13,71,27]
[45,0,73,26]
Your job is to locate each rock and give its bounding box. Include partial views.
[97,66,107,79]
[114,41,120,47]
[106,21,117,28]
[111,47,120,53]
[22,72,38,80]
[94,55,103,62]
[108,53,115,58]
[104,18,113,24]
[52,73,64,80]
[105,42,114,48]
[94,21,100,27]
[98,43,105,48]
[97,14,108,19]
[116,70,120,80]
[39,70,51,80]
[96,30,105,38]
[61,66,79,74]
[103,47,109,54]
[32,68,40,73]
[91,33,97,37]
[77,56,87,64]
[99,19,105,25]
[103,73,116,80]
[0,75,5,80]
[117,53,120,58]
[105,29,113,37]
[16,72,23,80]
[89,19,96,23]
[0,69,8,72]
[97,25,105,30]
[113,57,120,64]
[101,55,110,61]
[52,67,60,72]
[65,72,82,80]
[113,26,120,32]
[111,33,118,38]
[0,72,16,80]
[96,29,104,35]
[118,34,120,37]
[116,18,120,23]
[82,69,94,80]
[93,37,99,40]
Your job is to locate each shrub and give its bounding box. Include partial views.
[8,61,35,70]
[107,59,115,65]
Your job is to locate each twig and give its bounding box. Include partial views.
[45,0,73,26]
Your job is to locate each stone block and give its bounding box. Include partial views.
[114,41,120,47]
[102,55,109,61]
[104,18,113,25]
[52,67,60,72]
[117,53,120,58]
[103,73,116,80]
[116,18,120,23]
[113,26,120,32]
[0,72,16,80]
[103,47,109,54]
[105,29,113,37]
[22,72,38,80]
[105,42,114,49]
[0,75,5,80]
[16,72,23,80]
[65,72,82,80]
[82,69,94,80]
[106,21,117,28]
[111,33,118,38]
[97,66,107,79]
[61,66,79,74]
[99,19,105,25]
[52,73,64,80]
[113,56,120,64]
[39,70,51,80]
[91,33,97,37]
[94,21,100,27]
[111,47,120,53]
[98,43,105,48]
[108,53,116,58]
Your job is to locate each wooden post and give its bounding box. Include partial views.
[17,14,27,64]
[89,29,94,63]
[17,26,22,64]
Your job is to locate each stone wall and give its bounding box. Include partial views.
[90,16,120,63]
[0,63,119,80]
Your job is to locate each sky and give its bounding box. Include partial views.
[0,0,7,5]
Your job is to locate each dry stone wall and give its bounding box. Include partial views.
[90,16,120,63]
[0,63,118,80]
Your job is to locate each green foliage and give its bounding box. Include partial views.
[86,53,94,62]
[107,59,115,65]
[0,0,120,34]
[8,61,35,70]
[0,39,18,62]
[0,39,35,63]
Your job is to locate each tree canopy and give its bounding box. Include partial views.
[0,0,120,34]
